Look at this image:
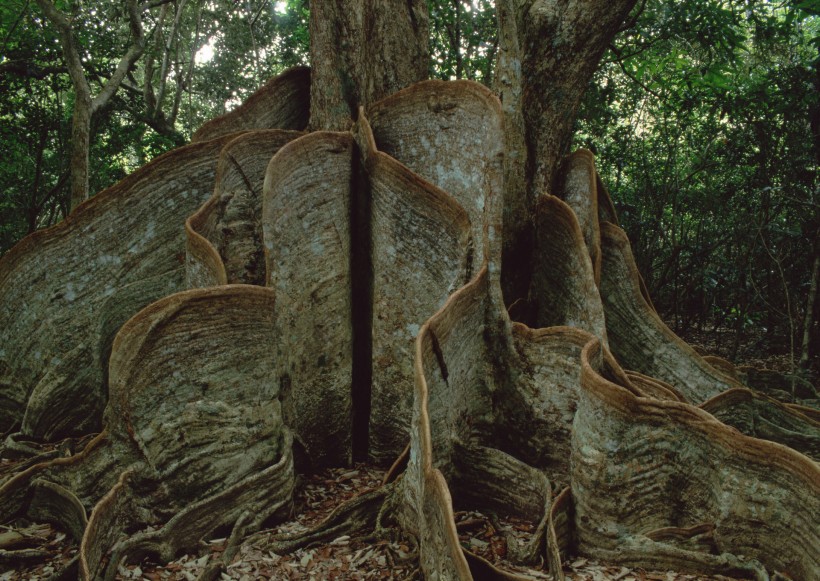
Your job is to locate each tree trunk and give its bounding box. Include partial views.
[69,92,93,211]
[308,0,429,130]
[27,128,48,234]
[495,0,638,312]
[34,0,145,211]
[801,242,819,371]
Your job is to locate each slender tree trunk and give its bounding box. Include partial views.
[453,0,463,78]
[69,91,93,210]
[173,0,204,126]
[155,0,189,117]
[34,0,93,210]
[143,2,170,117]
[800,243,819,371]
[495,0,638,311]
[27,127,48,234]
[35,0,145,211]
[308,0,429,131]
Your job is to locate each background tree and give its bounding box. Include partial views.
[428,0,497,83]
[0,6,70,249]
[0,0,310,244]
[34,0,147,210]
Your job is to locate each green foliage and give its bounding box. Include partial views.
[575,0,819,361]
[0,0,311,254]
[188,0,309,127]
[0,1,71,247]
[428,0,496,83]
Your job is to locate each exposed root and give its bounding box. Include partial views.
[0,546,50,561]
[195,511,251,581]
[0,433,99,487]
[259,482,394,554]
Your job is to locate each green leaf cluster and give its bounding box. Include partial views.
[575,0,819,360]
[0,0,310,253]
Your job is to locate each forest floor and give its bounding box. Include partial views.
[665,320,814,378]
[3,463,749,581]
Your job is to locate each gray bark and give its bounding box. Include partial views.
[495,0,638,311]
[308,0,429,131]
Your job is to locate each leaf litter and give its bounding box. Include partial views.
[0,468,767,580]
[454,510,749,581]
[0,521,77,580]
[126,463,418,580]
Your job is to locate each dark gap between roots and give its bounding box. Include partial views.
[350,141,374,463]
[501,223,535,327]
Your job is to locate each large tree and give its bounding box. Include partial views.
[0,1,817,580]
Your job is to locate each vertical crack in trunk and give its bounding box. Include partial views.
[350,141,374,462]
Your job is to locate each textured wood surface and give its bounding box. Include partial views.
[573,340,819,579]
[0,69,816,581]
[308,0,428,131]
[368,80,504,272]
[186,130,304,288]
[191,67,309,142]
[600,222,739,403]
[531,195,607,341]
[263,131,355,467]
[94,285,294,579]
[558,150,602,284]
[355,112,472,462]
[0,136,232,440]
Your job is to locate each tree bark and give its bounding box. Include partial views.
[155,0,189,113]
[495,0,638,311]
[27,128,49,234]
[308,0,429,131]
[143,2,170,118]
[67,93,93,212]
[2,2,819,581]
